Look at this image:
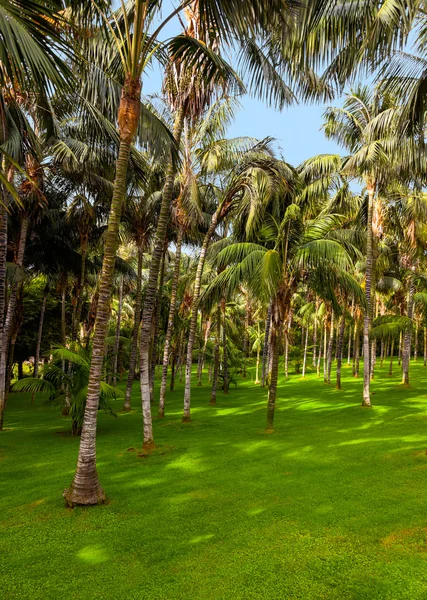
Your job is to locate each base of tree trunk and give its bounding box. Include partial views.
[63,483,106,508]
[209,399,216,406]
[361,400,372,408]
[61,406,70,416]
[157,410,165,419]
[142,439,156,452]
[182,415,191,423]
[265,425,274,434]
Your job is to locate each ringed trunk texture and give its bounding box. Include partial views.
[139,107,185,445]
[362,184,375,407]
[123,247,143,411]
[158,229,183,417]
[64,76,141,506]
[210,305,221,405]
[266,322,279,432]
[261,303,272,387]
[183,213,218,422]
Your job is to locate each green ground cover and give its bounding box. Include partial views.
[2,361,427,599]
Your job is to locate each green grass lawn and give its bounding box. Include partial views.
[2,361,427,599]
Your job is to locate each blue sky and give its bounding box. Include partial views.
[139,1,344,167]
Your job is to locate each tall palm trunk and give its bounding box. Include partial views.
[64,76,141,506]
[326,311,335,384]
[266,320,279,432]
[158,229,183,417]
[312,314,317,367]
[317,327,322,378]
[336,305,346,390]
[255,345,261,384]
[140,107,186,446]
[183,212,218,422]
[285,329,289,379]
[362,183,375,407]
[301,326,309,378]
[112,277,124,387]
[414,321,418,361]
[0,215,28,430]
[222,299,229,394]
[34,287,48,379]
[323,319,328,382]
[210,305,221,405]
[123,247,143,411]
[150,243,167,402]
[389,337,394,376]
[402,279,414,386]
[0,183,8,431]
[424,327,427,367]
[197,319,211,386]
[261,303,272,387]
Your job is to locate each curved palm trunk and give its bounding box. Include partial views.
[183,212,218,422]
[210,305,221,405]
[158,229,183,417]
[64,76,141,506]
[140,107,185,447]
[34,288,48,379]
[261,303,272,388]
[266,320,279,432]
[402,280,414,386]
[362,184,375,407]
[123,247,143,411]
[336,306,346,390]
[112,277,124,387]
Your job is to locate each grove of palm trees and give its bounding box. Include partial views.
[4,1,427,598]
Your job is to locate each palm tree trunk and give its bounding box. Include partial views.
[414,322,418,361]
[266,320,279,432]
[123,247,143,411]
[0,182,8,431]
[149,243,167,403]
[389,337,394,376]
[210,305,221,405]
[112,277,124,387]
[424,327,427,367]
[34,287,48,379]
[140,107,186,446]
[327,311,335,385]
[312,315,317,367]
[74,245,88,341]
[64,76,141,506]
[261,302,272,388]
[317,327,322,378]
[302,326,309,378]
[0,215,28,430]
[158,229,183,417]
[362,183,375,407]
[197,319,211,386]
[285,330,289,379]
[336,305,346,390]
[398,331,402,366]
[222,299,229,394]
[183,212,219,422]
[323,319,328,382]
[255,346,261,384]
[402,280,414,386]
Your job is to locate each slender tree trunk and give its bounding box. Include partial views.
[266,321,279,432]
[285,330,289,379]
[312,313,317,367]
[158,229,183,417]
[389,337,394,376]
[149,243,168,403]
[323,320,328,382]
[183,213,219,422]
[424,327,427,367]
[255,346,261,384]
[222,299,229,394]
[64,76,141,506]
[302,326,309,378]
[34,288,48,379]
[123,247,143,411]
[0,214,28,430]
[317,327,323,378]
[74,245,88,341]
[0,180,7,431]
[197,319,211,386]
[414,322,418,361]
[327,311,335,385]
[261,302,272,388]
[112,277,124,387]
[210,305,221,405]
[139,107,186,447]
[402,280,414,386]
[169,351,176,392]
[362,183,375,407]
[398,331,402,366]
[336,304,346,390]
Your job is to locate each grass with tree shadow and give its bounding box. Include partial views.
[2,360,427,599]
